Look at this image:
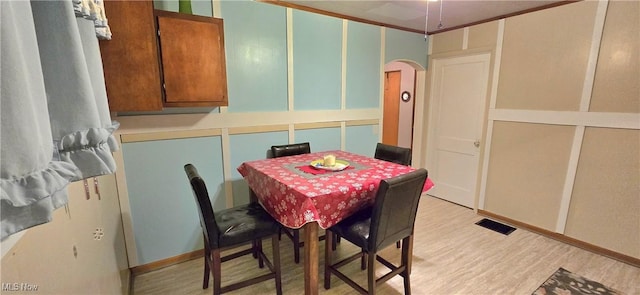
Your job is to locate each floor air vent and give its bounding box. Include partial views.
[475,218,516,235]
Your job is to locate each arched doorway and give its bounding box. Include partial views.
[382,60,426,167]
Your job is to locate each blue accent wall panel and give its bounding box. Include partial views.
[293,10,342,110]
[385,28,428,69]
[121,137,224,265]
[221,1,288,112]
[229,131,288,205]
[346,22,381,109]
[295,128,341,152]
[345,125,379,157]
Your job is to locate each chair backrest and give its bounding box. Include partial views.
[374,143,412,166]
[270,142,311,158]
[184,164,220,248]
[368,168,427,251]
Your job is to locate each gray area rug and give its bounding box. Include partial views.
[533,267,623,295]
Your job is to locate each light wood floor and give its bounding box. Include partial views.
[132,196,640,294]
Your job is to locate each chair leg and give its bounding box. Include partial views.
[272,235,283,295]
[361,250,367,270]
[293,229,300,264]
[367,251,376,295]
[203,247,210,289]
[252,240,258,258]
[249,189,262,259]
[404,275,411,295]
[212,248,222,295]
[396,240,401,249]
[406,235,414,275]
[402,236,412,295]
[257,238,264,268]
[324,230,333,289]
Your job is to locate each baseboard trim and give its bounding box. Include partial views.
[130,249,204,276]
[477,210,640,268]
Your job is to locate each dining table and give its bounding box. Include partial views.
[237,150,434,295]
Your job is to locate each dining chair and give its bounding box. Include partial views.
[374,142,412,248]
[269,142,311,264]
[184,164,282,295]
[270,142,311,158]
[374,142,412,166]
[324,168,428,295]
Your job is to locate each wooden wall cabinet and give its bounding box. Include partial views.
[100,1,228,112]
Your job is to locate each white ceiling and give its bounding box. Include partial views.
[276,0,571,33]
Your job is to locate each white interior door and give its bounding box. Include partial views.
[426,53,491,208]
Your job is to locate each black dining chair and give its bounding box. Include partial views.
[184,164,282,295]
[374,142,412,166]
[374,142,412,248]
[270,142,311,158]
[269,142,311,264]
[324,168,428,295]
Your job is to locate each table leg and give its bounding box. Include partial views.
[303,222,319,295]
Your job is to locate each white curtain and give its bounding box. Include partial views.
[0,0,118,239]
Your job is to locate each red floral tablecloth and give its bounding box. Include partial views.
[237,150,434,229]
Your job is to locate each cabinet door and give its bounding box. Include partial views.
[100,0,162,112]
[156,11,229,107]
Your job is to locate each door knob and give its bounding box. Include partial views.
[474,140,480,148]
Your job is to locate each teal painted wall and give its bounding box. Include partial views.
[221,1,288,112]
[345,125,379,157]
[346,22,381,109]
[229,131,288,205]
[121,137,224,265]
[385,28,428,69]
[295,128,341,152]
[292,10,342,110]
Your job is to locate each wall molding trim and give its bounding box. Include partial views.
[294,121,341,130]
[489,109,640,130]
[120,128,222,143]
[478,19,505,210]
[115,109,381,136]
